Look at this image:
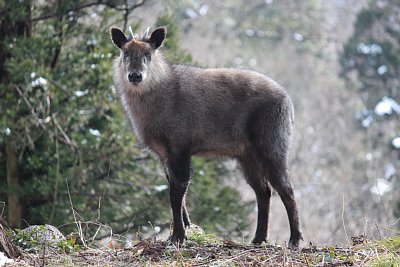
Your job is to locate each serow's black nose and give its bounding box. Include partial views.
[128,71,142,84]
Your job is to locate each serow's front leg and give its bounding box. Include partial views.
[166,152,191,245]
[164,167,191,229]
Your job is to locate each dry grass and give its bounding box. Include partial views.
[8,237,398,267]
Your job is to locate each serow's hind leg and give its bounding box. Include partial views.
[240,157,272,245]
[267,158,303,248]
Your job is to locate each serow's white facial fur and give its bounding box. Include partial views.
[141,63,148,82]
[123,53,151,86]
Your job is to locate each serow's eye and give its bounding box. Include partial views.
[143,52,151,63]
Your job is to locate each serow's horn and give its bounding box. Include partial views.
[141,26,150,40]
[128,26,135,40]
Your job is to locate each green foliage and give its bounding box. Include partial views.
[341,0,400,104]
[186,229,222,246]
[376,236,400,252]
[189,158,252,239]
[13,228,40,252]
[57,238,80,253]
[367,253,400,267]
[354,8,383,36]
[340,0,400,218]
[11,226,79,253]
[353,235,400,267]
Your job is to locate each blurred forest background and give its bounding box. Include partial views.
[0,0,399,246]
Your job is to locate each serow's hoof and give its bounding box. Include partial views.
[288,233,303,248]
[167,232,185,246]
[251,236,266,245]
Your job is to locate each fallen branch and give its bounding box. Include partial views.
[0,223,22,260]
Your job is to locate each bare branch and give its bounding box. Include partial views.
[51,114,77,149]
[33,1,104,21]
[123,0,129,31]
[15,86,78,151]
[32,0,146,22]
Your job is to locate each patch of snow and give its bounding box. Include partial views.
[355,108,369,119]
[384,163,396,180]
[89,128,101,137]
[294,33,304,42]
[198,4,208,16]
[246,29,255,37]
[374,97,400,116]
[377,65,387,75]
[357,43,382,55]
[74,89,88,97]
[31,76,48,88]
[0,252,14,266]
[86,39,97,46]
[3,128,11,136]
[30,72,36,78]
[198,170,205,176]
[370,178,391,196]
[355,109,373,127]
[185,8,198,19]
[265,0,273,4]
[392,137,400,149]
[361,116,373,128]
[155,184,168,192]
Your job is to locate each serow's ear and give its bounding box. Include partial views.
[110,27,128,49]
[150,27,167,49]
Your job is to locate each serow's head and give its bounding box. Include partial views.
[110,26,167,85]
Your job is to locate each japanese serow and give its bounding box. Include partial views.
[110,26,303,247]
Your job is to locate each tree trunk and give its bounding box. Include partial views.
[6,141,22,229]
[1,1,32,230]
[0,223,22,259]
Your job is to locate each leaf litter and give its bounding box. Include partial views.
[6,237,389,266]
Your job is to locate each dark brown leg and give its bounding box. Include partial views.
[267,158,302,248]
[165,152,191,245]
[165,167,191,228]
[240,157,271,245]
